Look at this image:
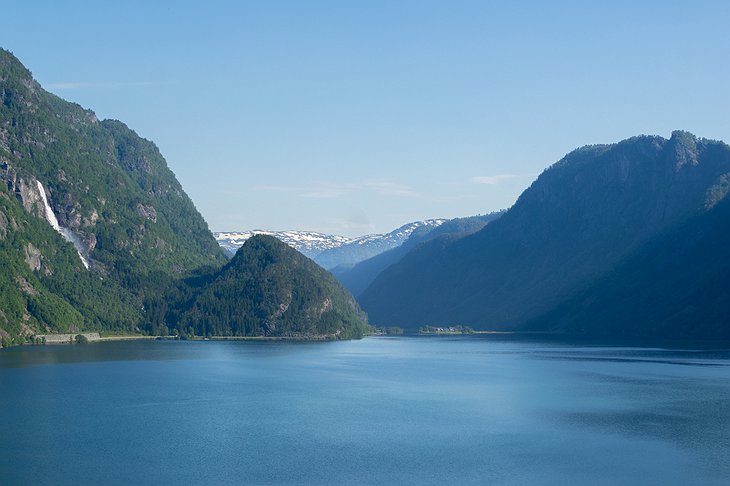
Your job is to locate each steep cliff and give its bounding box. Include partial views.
[0,48,226,344]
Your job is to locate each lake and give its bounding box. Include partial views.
[1,336,729,485]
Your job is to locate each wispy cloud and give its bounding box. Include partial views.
[300,185,355,199]
[363,180,421,197]
[471,174,519,185]
[46,81,157,90]
[253,185,299,193]
[471,173,537,185]
[254,182,356,199]
[46,82,92,90]
[254,179,420,199]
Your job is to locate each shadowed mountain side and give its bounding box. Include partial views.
[524,194,730,339]
[359,132,730,334]
[313,220,445,270]
[333,213,503,297]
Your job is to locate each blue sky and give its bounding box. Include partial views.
[3,1,729,236]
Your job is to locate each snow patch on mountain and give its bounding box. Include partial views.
[313,220,446,270]
[215,230,351,259]
[215,219,446,266]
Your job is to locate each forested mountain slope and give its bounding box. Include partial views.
[360,131,730,338]
[525,192,730,338]
[1,49,367,345]
[162,235,369,339]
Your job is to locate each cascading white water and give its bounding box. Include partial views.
[36,179,61,231]
[36,180,90,269]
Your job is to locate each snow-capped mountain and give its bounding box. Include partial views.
[214,219,446,267]
[214,230,351,259]
[313,219,446,270]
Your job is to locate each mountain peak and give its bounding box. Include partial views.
[0,48,32,78]
[668,130,699,168]
[313,219,446,270]
[670,129,697,143]
[215,229,352,259]
[215,219,447,266]
[177,233,369,339]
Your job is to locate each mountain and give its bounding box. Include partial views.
[215,216,500,301]
[214,219,447,269]
[359,132,730,338]
[0,48,366,345]
[164,235,369,339]
[333,213,503,297]
[313,219,446,270]
[525,192,730,338]
[0,48,229,345]
[215,230,351,259]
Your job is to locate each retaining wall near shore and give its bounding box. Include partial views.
[36,333,101,343]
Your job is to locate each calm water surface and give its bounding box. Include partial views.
[1,336,729,485]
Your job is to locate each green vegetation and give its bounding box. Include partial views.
[0,185,139,345]
[0,49,367,345]
[0,48,227,344]
[370,326,404,336]
[145,235,369,339]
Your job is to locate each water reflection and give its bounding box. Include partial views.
[0,339,344,369]
[1,336,729,485]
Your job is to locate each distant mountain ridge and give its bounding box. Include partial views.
[333,213,503,297]
[313,219,446,270]
[215,230,350,259]
[215,219,446,268]
[359,131,730,339]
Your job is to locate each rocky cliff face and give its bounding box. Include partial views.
[1,49,226,272]
[3,162,44,217]
[0,48,227,345]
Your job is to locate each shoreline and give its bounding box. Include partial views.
[198,335,340,342]
[31,333,346,344]
[417,330,515,336]
[27,329,521,345]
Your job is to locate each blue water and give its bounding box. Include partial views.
[1,336,729,485]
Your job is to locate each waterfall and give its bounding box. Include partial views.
[36,179,61,231]
[36,180,90,269]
